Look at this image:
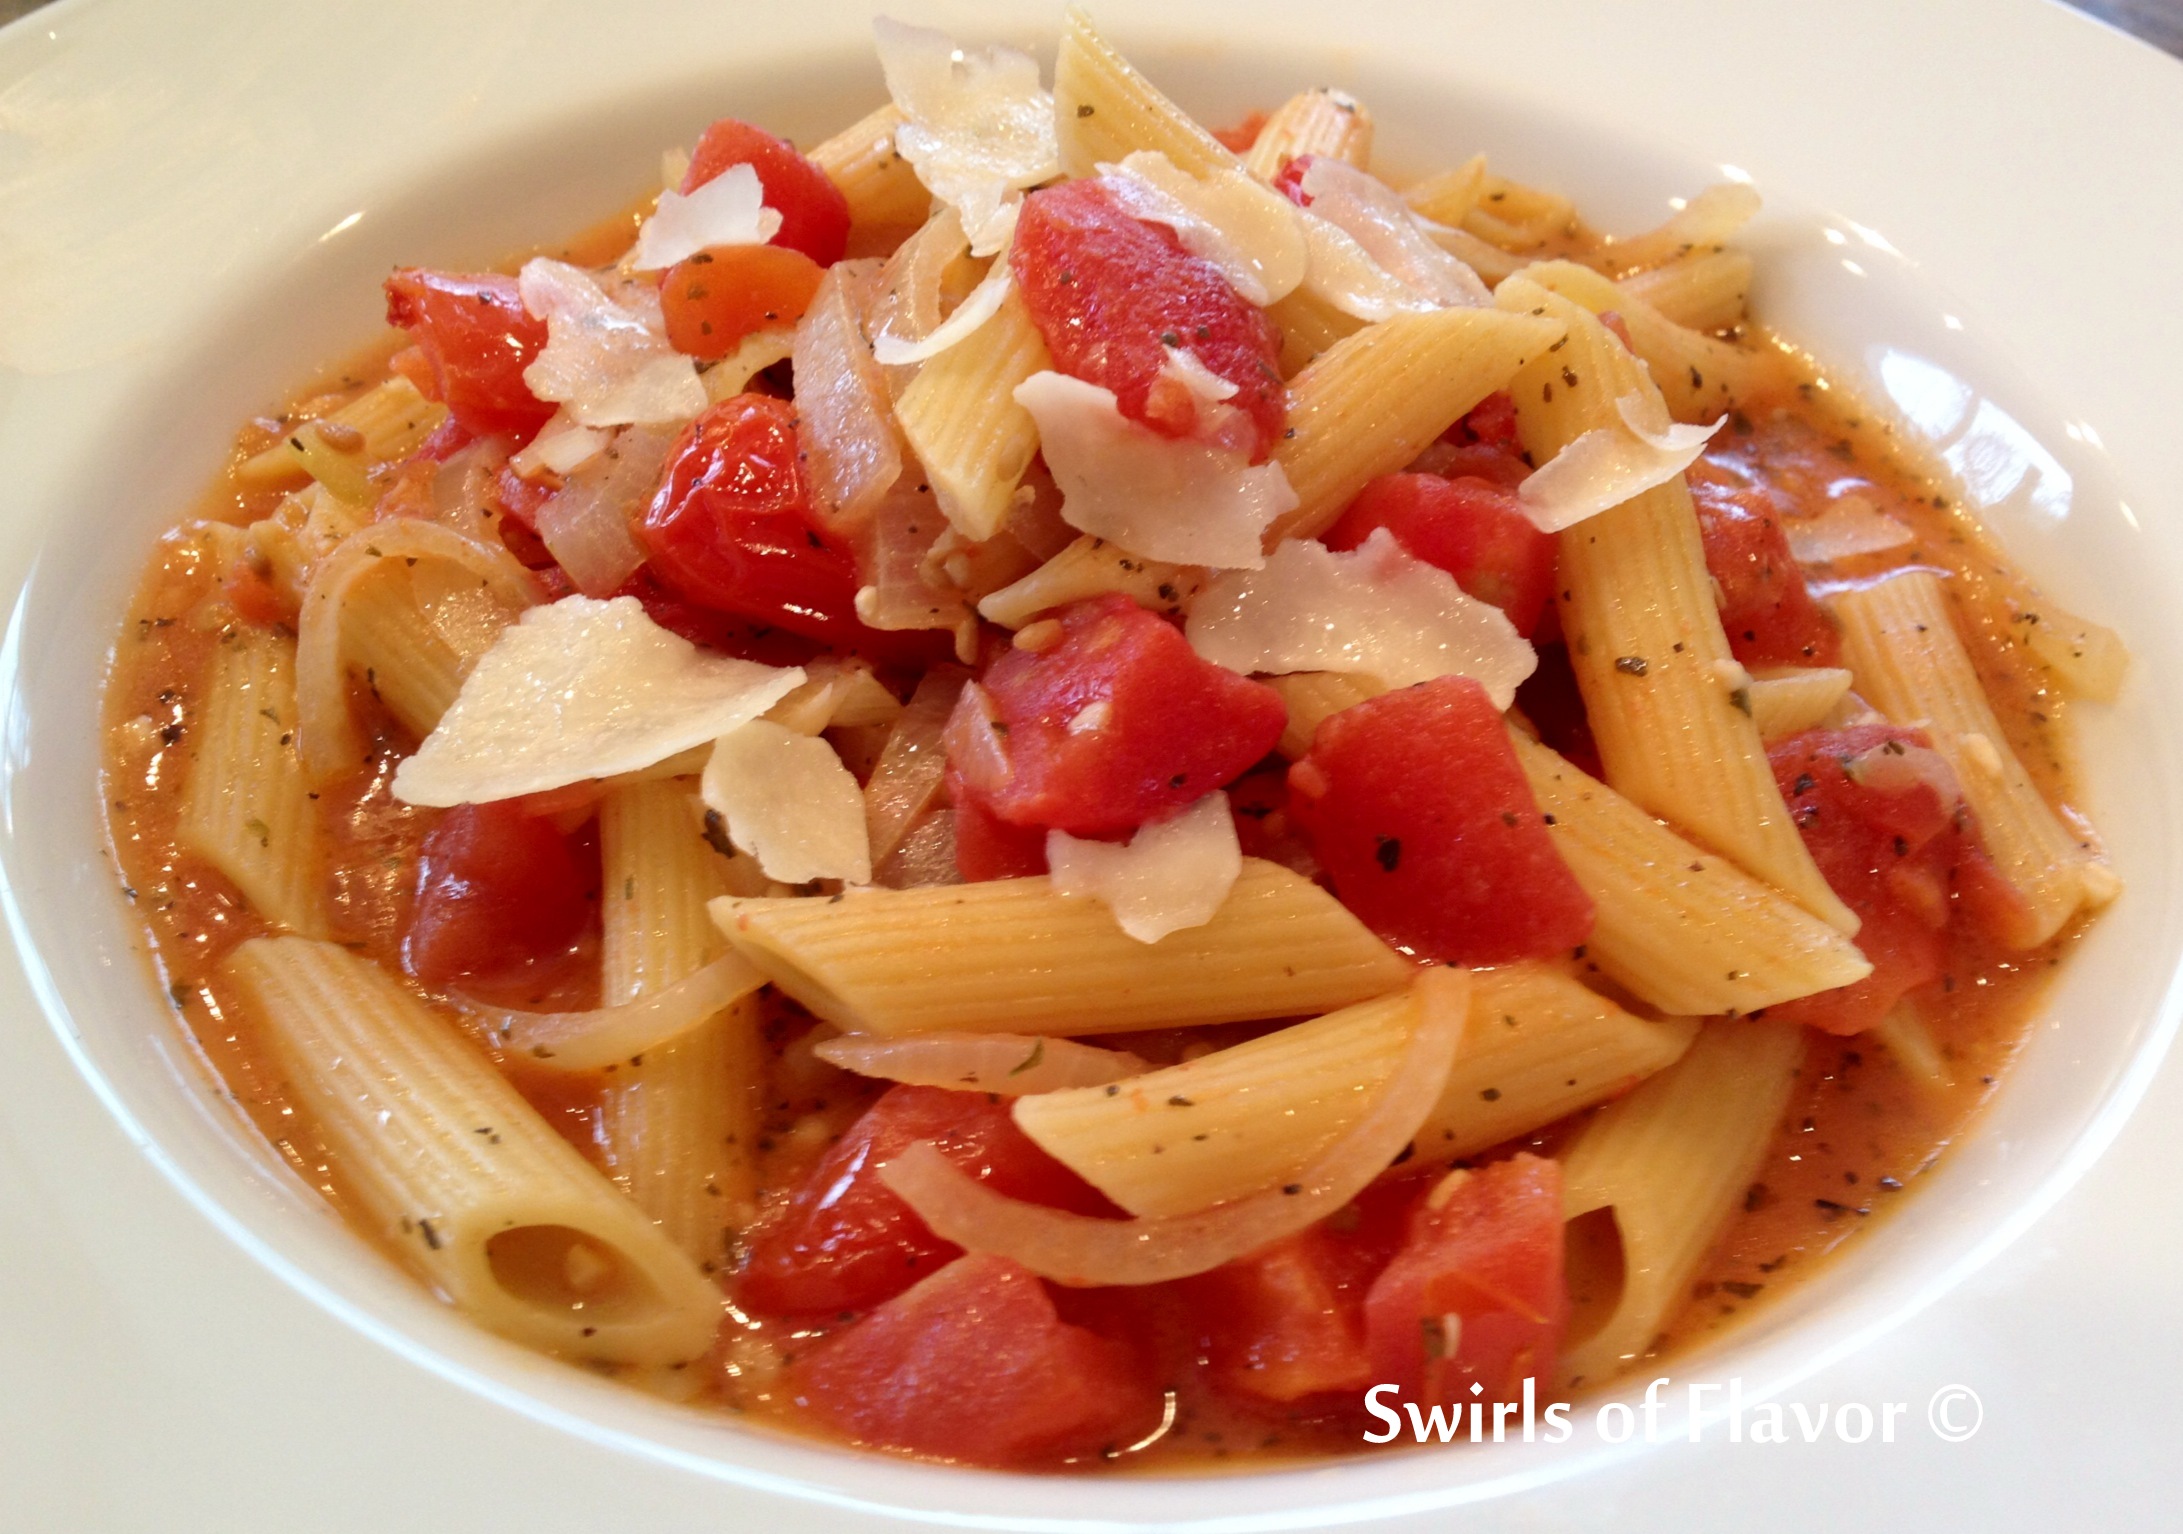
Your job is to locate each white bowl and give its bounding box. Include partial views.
[3,1,2181,1529]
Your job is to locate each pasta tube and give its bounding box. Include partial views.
[1243,89,1373,179]
[808,102,933,257]
[1052,6,1237,179]
[893,285,1051,542]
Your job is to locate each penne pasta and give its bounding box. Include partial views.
[1747,666,1855,741]
[237,375,448,491]
[807,102,934,258]
[1242,88,1374,180]
[1618,248,1754,334]
[711,859,1411,1036]
[1401,153,1488,226]
[1267,670,1382,758]
[1263,286,1366,377]
[1559,1018,1805,1385]
[892,284,1052,542]
[178,629,328,938]
[1499,272,1853,932]
[1461,171,1576,252]
[1595,183,1762,277]
[1830,569,2112,946]
[1051,6,1238,179]
[1516,258,1772,421]
[976,534,1205,629]
[224,937,722,1366]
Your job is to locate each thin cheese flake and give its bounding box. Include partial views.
[1297,158,1491,313]
[1012,370,1296,569]
[1186,528,1536,705]
[1785,493,1916,565]
[626,163,784,271]
[508,409,610,478]
[870,259,1014,366]
[874,17,1059,256]
[1047,793,1242,943]
[391,596,804,807]
[701,719,873,885]
[519,259,706,427]
[1098,151,1307,306]
[1516,391,1723,533]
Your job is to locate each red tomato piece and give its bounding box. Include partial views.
[659,243,825,360]
[608,569,821,667]
[1288,677,1593,963]
[405,801,592,987]
[788,1253,1163,1467]
[383,269,553,440]
[1011,179,1285,460]
[1211,110,1270,154]
[1363,1153,1568,1408]
[944,593,1287,838]
[1765,725,1984,1035]
[221,560,292,629]
[1686,461,1842,667]
[737,1085,1116,1317]
[1325,472,1559,637]
[682,117,850,267]
[949,772,1050,881]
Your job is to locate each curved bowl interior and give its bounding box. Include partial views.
[4,27,2180,1533]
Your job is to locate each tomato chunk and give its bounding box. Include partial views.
[1686,460,1841,667]
[1288,677,1593,963]
[405,802,591,986]
[1766,725,1995,1035]
[788,1253,1163,1467]
[383,269,553,440]
[948,772,1050,881]
[1363,1154,1567,1408]
[737,1085,1116,1317]
[659,243,824,360]
[682,116,850,267]
[944,593,1287,838]
[1325,473,1558,637]
[1011,179,1285,460]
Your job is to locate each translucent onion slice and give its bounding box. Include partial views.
[879,967,1466,1285]
[533,423,679,596]
[816,1032,1148,1096]
[794,260,903,536]
[463,953,766,1074]
[864,667,968,867]
[295,518,540,781]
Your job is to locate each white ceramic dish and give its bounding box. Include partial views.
[3,1,2182,1529]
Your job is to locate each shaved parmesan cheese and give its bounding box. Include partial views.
[508,409,610,479]
[871,259,1013,366]
[1186,529,1536,706]
[874,17,1059,256]
[1047,793,1242,943]
[1516,392,1724,533]
[519,259,705,427]
[1098,151,1308,306]
[701,719,873,885]
[1012,371,1296,569]
[1786,493,1917,565]
[1160,348,1239,404]
[391,595,804,807]
[626,163,783,271]
[1296,210,1436,323]
[1298,158,1491,313]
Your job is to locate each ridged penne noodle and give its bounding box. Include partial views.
[1511,731,1872,1014]
[976,534,1206,628]
[1402,154,1488,226]
[1559,1018,1805,1385]
[1872,999,1953,1093]
[1499,273,1852,931]
[1051,5,1238,179]
[1269,306,1565,543]
[1596,183,1762,277]
[1618,248,1754,333]
[1242,88,1373,179]
[223,937,722,1366]
[1411,963,1699,1161]
[1517,259,1770,421]
[179,630,327,938]
[237,376,448,490]
[1267,670,1382,758]
[342,570,466,741]
[893,285,1052,541]
[1264,286,1365,376]
[711,859,1410,1036]
[807,102,933,257]
[1462,171,1576,251]
[1013,982,1427,1217]
[1830,569,2111,946]
[597,780,764,1264]
[1747,666,1854,741]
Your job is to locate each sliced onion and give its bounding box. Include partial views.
[533,423,680,596]
[816,1031,1147,1095]
[296,518,540,781]
[869,209,974,384]
[874,806,961,889]
[864,667,967,866]
[462,953,766,1074]
[794,259,902,536]
[936,678,1009,801]
[852,481,975,646]
[879,968,1466,1285]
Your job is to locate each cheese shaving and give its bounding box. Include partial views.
[1098,151,1307,306]
[391,595,804,806]
[1012,370,1296,569]
[1785,493,1917,565]
[1297,158,1491,314]
[871,258,1014,366]
[874,17,1060,256]
[508,409,610,478]
[701,719,873,885]
[1516,392,1724,533]
[1186,529,1536,705]
[626,163,783,271]
[1047,793,1242,943]
[1160,348,1239,404]
[518,259,706,427]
